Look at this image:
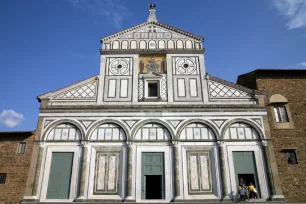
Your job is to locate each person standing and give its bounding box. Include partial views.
[248,182,257,202]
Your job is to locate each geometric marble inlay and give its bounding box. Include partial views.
[44,120,54,128]
[123,120,138,128]
[210,119,226,128]
[167,120,182,128]
[80,120,95,129]
[251,118,262,127]
[53,80,97,99]
[209,81,248,98]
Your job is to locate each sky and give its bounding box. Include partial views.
[0,0,306,131]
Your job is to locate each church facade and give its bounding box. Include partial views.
[23,5,285,203]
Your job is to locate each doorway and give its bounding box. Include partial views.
[233,151,260,197]
[141,152,164,199]
[46,152,74,199]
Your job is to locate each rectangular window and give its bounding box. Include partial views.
[17,142,27,154]
[274,106,289,123]
[148,82,158,97]
[0,173,7,184]
[285,150,298,164]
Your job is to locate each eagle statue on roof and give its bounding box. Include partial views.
[149,3,156,9]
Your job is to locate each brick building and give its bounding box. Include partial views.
[0,131,35,203]
[237,69,306,202]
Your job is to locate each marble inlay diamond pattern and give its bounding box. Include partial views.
[54,81,97,99]
[138,77,144,100]
[160,74,167,100]
[209,81,248,98]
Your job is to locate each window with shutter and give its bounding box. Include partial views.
[17,142,27,154]
[273,106,289,123]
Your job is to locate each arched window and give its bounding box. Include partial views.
[180,123,215,140]
[177,40,184,49]
[90,123,125,141]
[134,123,171,141]
[168,40,175,49]
[112,41,120,49]
[121,41,128,49]
[224,122,259,140]
[131,40,137,49]
[139,41,147,49]
[158,40,165,49]
[185,40,192,49]
[46,123,81,141]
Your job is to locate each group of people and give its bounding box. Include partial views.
[238,182,258,202]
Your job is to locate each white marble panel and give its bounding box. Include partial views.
[178,78,186,97]
[107,155,117,191]
[190,155,199,190]
[108,80,116,98]
[69,129,76,140]
[157,128,164,140]
[97,155,106,190]
[61,128,69,140]
[189,79,198,97]
[120,79,128,98]
[54,129,62,140]
[186,128,193,140]
[98,128,105,140]
[194,128,201,140]
[230,128,237,139]
[200,155,209,190]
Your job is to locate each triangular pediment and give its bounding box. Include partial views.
[101,22,203,43]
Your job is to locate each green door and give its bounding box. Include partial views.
[141,152,164,199]
[233,151,260,197]
[47,152,74,199]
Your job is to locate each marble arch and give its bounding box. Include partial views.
[131,119,175,141]
[220,118,264,140]
[86,119,129,141]
[42,119,85,141]
[176,119,219,140]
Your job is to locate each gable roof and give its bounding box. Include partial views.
[37,74,99,102]
[208,74,265,96]
[100,21,204,43]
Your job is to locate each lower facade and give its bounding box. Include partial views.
[22,115,285,203]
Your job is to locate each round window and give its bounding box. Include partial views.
[117,64,122,69]
[183,63,189,68]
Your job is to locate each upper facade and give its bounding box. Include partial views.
[37,5,262,107]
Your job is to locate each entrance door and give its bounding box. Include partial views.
[46,152,74,199]
[141,152,164,199]
[233,151,260,197]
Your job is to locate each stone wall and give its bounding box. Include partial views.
[238,71,306,202]
[0,132,34,203]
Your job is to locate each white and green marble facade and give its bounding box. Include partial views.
[23,6,285,203]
